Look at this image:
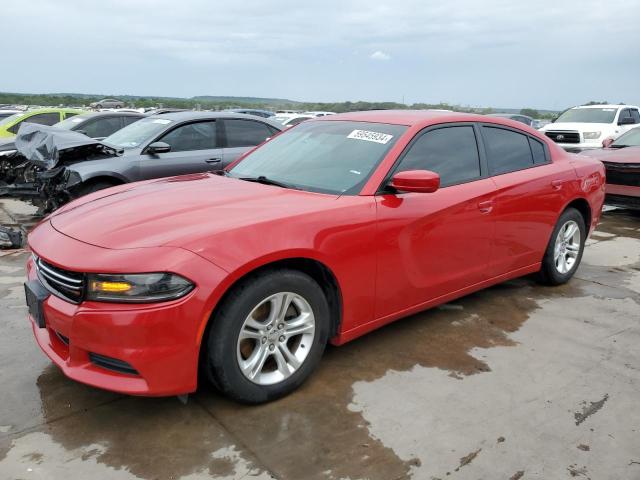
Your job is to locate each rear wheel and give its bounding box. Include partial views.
[538,207,586,285]
[206,269,330,403]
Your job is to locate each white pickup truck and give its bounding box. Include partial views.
[540,104,640,151]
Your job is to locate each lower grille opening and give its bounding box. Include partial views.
[55,331,70,346]
[89,353,139,376]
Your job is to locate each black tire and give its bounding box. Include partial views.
[95,104,102,109]
[537,207,586,285]
[205,269,330,404]
[75,180,120,198]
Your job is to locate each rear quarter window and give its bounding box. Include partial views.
[482,126,534,175]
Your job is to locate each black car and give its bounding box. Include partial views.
[53,111,146,140]
[486,113,534,127]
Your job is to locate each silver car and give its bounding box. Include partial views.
[12,111,283,211]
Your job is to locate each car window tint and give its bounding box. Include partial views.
[64,112,79,119]
[224,119,272,147]
[82,116,123,138]
[529,138,547,164]
[8,112,61,133]
[396,126,481,187]
[631,109,640,124]
[159,121,217,152]
[24,112,61,126]
[122,116,142,127]
[619,109,632,122]
[483,126,534,175]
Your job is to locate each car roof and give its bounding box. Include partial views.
[23,107,86,114]
[146,111,283,129]
[316,109,490,126]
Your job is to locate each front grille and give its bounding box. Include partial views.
[34,256,85,303]
[545,130,581,144]
[89,353,139,376]
[603,162,640,187]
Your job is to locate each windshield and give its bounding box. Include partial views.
[229,120,407,195]
[0,113,23,127]
[54,114,91,130]
[555,108,617,124]
[103,117,173,149]
[611,127,640,148]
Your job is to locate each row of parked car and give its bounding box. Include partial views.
[0,103,638,217]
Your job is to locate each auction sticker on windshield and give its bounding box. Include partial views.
[347,129,393,144]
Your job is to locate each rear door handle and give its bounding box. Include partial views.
[478,200,493,214]
[205,158,221,164]
[551,179,563,190]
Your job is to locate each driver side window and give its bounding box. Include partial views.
[158,121,218,152]
[395,126,481,187]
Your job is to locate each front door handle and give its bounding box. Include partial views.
[551,179,563,190]
[205,158,221,164]
[478,200,493,214]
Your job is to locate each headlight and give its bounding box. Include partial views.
[0,149,17,157]
[583,131,601,140]
[86,273,194,303]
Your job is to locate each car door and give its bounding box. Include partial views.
[480,124,574,276]
[374,124,496,319]
[136,120,224,180]
[220,118,278,167]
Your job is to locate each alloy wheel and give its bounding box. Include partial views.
[554,220,581,274]
[236,292,315,385]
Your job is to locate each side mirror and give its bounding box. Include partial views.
[146,141,171,154]
[618,117,635,126]
[390,170,440,193]
[602,137,614,148]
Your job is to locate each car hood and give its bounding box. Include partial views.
[580,146,640,164]
[541,122,612,132]
[49,173,340,250]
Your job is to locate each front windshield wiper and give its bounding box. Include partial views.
[238,175,293,189]
[609,144,628,149]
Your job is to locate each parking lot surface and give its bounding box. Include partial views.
[0,203,639,480]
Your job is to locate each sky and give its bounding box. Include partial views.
[3,0,640,110]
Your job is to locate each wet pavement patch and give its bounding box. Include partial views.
[574,394,609,426]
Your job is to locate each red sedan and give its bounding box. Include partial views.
[581,127,640,209]
[25,111,605,403]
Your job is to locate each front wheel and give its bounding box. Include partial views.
[538,207,586,285]
[205,269,330,403]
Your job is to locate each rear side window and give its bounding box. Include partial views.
[81,116,123,138]
[159,121,218,152]
[529,138,548,164]
[483,127,534,175]
[64,112,79,119]
[396,126,481,187]
[224,119,272,147]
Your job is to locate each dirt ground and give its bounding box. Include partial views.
[0,201,639,480]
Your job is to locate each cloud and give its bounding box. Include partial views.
[1,0,640,108]
[369,51,391,61]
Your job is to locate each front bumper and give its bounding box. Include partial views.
[557,143,602,153]
[26,221,228,396]
[605,184,640,209]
